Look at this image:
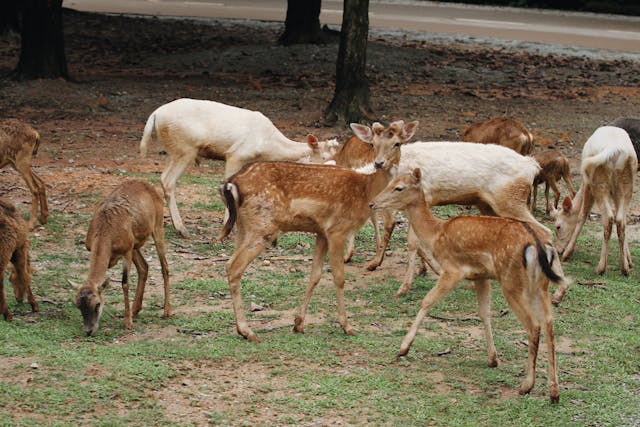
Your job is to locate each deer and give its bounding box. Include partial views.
[0,119,48,229]
[0,197,39,321]
[218,120,418,342]
[139,98,338,237]
[551,126,637,276]
[530,149,576,214]
[462,117,535,155]
[71,180,171,336]
[330,137,563,302]
[370,168,567,404]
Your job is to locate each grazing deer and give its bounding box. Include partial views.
[370,168,567,404]
[0,119,48,229]
[219,120,418,342]
[551,126,637,276]
[72,180,171,336]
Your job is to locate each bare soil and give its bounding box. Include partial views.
[0,9,639,424]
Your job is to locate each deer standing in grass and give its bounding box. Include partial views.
[530,149,576,214]
[219,120,418,342]
[139,98,338,237]
[0,119,48,229]
[370,168,567,404]
[0,198,39,321]
[72,180,171,336]
[551,126,637,276]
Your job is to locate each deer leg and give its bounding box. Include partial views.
[161,156,191,237]
[131,248,148,317]
[548,177,561,212]
[544,182,552,214]
[561,185,594,261]
[153,224,172,318]
[474,279,498,367]
[31,170,48,224]
[397,225,419,297]
[0,269,11,321]
[10,241,38,313]
[15,164,42,229]
[398,270,463,356]
[530,184,538,212]
[366,209,395,271]
[121,253,134,331]
[344,231,356,263]
[328,234,354,336]
[615,210,631,276]
[540,287,560,403]
[294,234,328,334]
[502,287,541,397]
[596,206,614,275]
[226,234,270,342]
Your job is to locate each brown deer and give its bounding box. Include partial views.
[370,168,567,404]
[531,149,576,213]
[218,120,418,342]
[462,117,534,155]
[0,119,48,229]
[71,180,171,336]
[0,198,39,321]
[551,126,637,276]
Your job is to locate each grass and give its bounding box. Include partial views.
[1,170,639,426]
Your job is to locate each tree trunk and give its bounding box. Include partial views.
[0,0,21,35]
[323,0,372,125]
[13,0,68,81]
[278,0,323,45]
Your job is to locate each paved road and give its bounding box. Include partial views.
[65,0,640,53]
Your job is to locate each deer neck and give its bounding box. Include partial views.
[86,239,113,288]
[404,200,444,250]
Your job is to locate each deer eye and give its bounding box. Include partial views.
[393,186,403,192]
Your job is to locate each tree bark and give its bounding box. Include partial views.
[323,0,372,125]
[278,0,323,45]
[0,0,21,34]
[13,0,68,80]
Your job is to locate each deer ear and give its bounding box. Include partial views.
[412,168,422,180]
[402,121,419,141]
[350,123,373,143]
[67,279,82,290]
[306,134,319,149]
[561,196,572,213]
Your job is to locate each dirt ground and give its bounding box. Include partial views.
[0,9,639,424]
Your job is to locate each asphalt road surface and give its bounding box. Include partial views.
[66,0,640,53]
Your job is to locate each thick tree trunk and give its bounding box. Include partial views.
[13,0,68,80]
[323,0,372,125]
[0,0,21,34]
[278,0,323,45]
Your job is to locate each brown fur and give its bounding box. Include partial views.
[219,121,417,342]
[370,169,566,403]
[74,180,171,336]
[0,198,38,321]
[462,117,534,155]
[0,119,48,229]
[531,149,576,213]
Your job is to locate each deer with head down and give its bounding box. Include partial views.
[370,168,567,404]
[72,180,171,336]
[218,120,418,342]
[551,126,637,276]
